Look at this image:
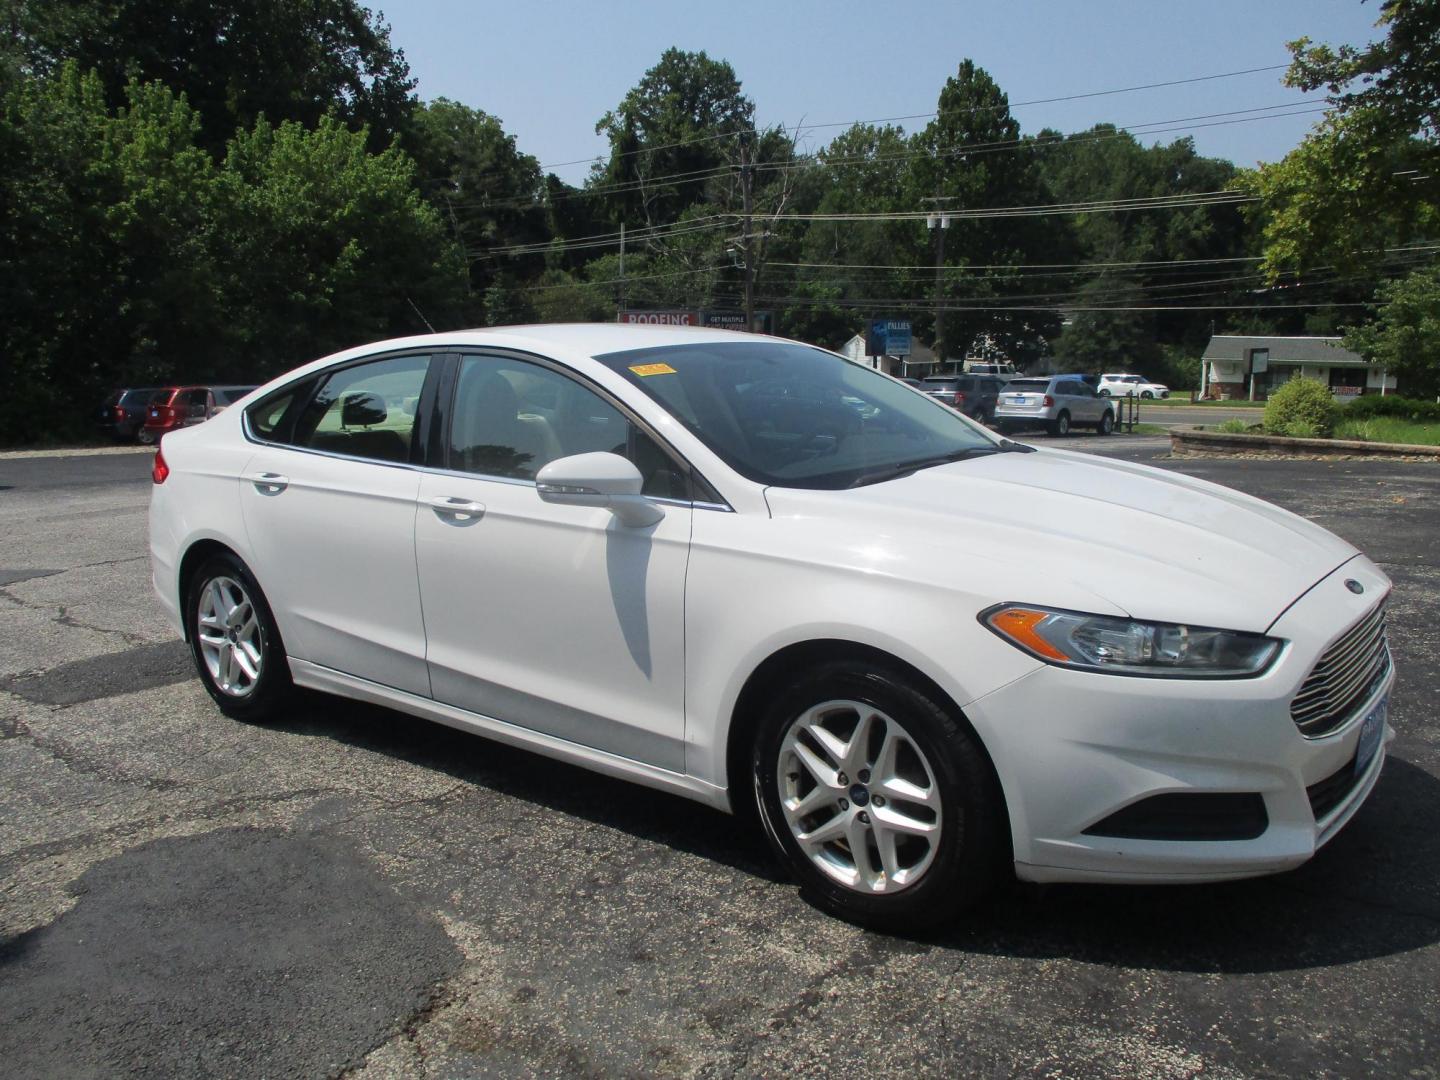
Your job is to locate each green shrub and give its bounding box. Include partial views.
[1214,418,1251,434]
[1264,378,1339,437]
[1342,395,1440,422]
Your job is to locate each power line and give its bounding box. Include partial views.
[534,62,1294,172]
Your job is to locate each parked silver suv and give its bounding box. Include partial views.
[995,376,1114,437]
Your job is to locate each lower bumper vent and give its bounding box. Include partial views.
[1084,793,1269,842]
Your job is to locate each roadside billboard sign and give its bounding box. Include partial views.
[866,319,912,356]
[702,310,772,334]
[621,310,700,325]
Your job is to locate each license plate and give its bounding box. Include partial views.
[1354,696,1387,775]
[1011,397,1027,404]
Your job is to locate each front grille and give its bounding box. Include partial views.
[1291,600,1390,738]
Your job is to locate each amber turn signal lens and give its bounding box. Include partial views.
[986,608,1071,662]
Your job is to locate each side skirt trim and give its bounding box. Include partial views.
[288,658,730,811]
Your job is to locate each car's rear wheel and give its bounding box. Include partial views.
[1098,410,1114,435]
[1141,390,1154,399]
[1049,411,1071,437]
[752,662,1006,930]
[186,552,292,721]
[1097,388,1110,397]
[137,427,157,445]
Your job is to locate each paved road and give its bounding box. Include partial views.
[2,448,1438,1078]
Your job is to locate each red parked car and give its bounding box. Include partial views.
[140,385,256,444]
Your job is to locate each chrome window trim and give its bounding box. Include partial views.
[242,398,735,511]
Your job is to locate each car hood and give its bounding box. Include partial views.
[762,447,1358,633]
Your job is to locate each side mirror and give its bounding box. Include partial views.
[536,452,664,528]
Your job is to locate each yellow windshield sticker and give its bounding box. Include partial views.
[629,362,677,377]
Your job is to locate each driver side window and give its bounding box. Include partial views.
[448,355,690,500]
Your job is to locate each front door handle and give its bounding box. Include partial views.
[429,496,485,523]
[247,472,289,495]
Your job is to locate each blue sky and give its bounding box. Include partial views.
[379,1,1385,183]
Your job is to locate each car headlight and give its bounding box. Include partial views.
[981,604,1282,678]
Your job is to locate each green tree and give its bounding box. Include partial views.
[215,114,466,376]
[0,64,223,442]
[407,98,549,318]
[591,48,754,227]
[906,61,1065,364]
[1247,0,1440,278]
[1343,265,1440,397]
[6,0,415,153]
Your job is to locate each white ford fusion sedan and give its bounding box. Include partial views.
[149,325,1394,928]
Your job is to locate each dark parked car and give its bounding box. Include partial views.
[920,374,1009,423]
[96,387,163,441]
[140,385,257,444]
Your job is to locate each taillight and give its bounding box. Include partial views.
[152,446,169,484]
[1043,394,1055,407]
[953,391,967,406]
[115,406,126,420]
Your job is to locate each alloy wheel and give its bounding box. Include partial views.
[196,575,264,697]
[776,700,943,893]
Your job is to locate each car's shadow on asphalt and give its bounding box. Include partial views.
[280,691,1440,975]
[283,690,785,883]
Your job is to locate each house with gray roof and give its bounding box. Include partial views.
[1201,335,1397,401]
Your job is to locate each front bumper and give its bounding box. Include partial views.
[965,556,1394,884]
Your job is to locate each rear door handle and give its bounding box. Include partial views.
[247,472,289,494]
[429,496,485,523]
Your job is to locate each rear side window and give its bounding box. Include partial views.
[292,355,431,464]
[246,384,308,442]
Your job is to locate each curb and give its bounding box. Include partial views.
[0,445,156,461]
[1170,426,1440,460]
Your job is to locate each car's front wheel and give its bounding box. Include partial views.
[752,662,1006,930]
[1098,410,1114,435]
[185,552,293,721]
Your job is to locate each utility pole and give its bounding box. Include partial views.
[739,138,755,333]
[927,211,951,368]
[618,222,626,320]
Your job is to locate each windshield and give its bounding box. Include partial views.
[595,341,999,489]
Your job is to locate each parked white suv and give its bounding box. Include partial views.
[1098,373,1169,398]
[995,375,1114,436]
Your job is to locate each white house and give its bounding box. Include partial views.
[1201,335,1396,401]
[838,335,938,377]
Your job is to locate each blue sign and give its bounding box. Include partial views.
[884,320,912,357]
[866,319,912,357]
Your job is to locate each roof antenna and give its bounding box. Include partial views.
[406,296,437,333]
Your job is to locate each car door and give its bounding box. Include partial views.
[239,352,436,697]
[413,352,693,771]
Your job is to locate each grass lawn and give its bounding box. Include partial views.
[1333,417,1440,446]
[1145,398,1265,407]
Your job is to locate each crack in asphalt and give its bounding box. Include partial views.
[0,583,154,648]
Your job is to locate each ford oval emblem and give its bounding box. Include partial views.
[1345,579,1365,595]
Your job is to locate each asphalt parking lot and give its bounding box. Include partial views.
[2,440,1438,1079]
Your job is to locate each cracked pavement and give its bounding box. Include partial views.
[0,447,1437,1079]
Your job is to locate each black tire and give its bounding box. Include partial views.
[1048,411,1071,437]
[137,427,156,446]
[751,661,1007,931]
[1097,388,1110,397]
[1098,410,1114,435]
[185,551,293,722]
[1141,390,1154,399]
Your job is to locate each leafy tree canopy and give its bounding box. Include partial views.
[5,0,415,153]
